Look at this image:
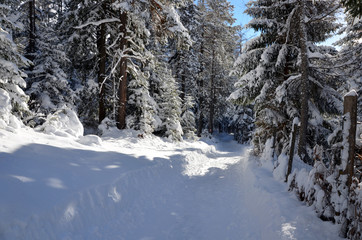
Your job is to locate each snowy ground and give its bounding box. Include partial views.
[0,127,342,240]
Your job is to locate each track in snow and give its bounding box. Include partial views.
[0,133,341,239]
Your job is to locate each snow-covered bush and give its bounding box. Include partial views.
[286,142,362,239]
[98,117,118,137]
[0,5,30,121]
[226,105,254,144]
[36,108,84,138]
[181,95,197,140]
[0,89,23,130]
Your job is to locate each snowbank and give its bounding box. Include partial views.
[36,108,84,138]
[0,89,23,130]
[0,128,342,240]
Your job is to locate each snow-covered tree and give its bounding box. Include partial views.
[111,0,190,130]
[59,0,108,131]
[181,95,197,139]
[169,2,200,136]
[337,15,362,121]
[196,0,238,135]
[341,0,362,17]
[151,57,183,141]
[230,0,342,159]
[127,65,157,135]
[26,9,75,120]
[0,3,29,122]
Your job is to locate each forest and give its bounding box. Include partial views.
[0,0,361,239]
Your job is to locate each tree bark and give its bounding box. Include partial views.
[197,79,204,137]
[286,123,298,182]
[297,0,310,164]
[343,94,358,188]
[197,36,205,137]
[27,0,36,61]
[117,11,128,129]
[181,74,186,101]
[97,22,106,124]
[208,48,216,134]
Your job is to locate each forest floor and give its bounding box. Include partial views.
[0,127,342,239]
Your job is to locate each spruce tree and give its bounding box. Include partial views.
[0,3,29,122]
[197,0,238,135]
[230,0,341,159]
[25,2,75,121]
[337,14,362,121]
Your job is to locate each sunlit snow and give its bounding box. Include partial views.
[0,126,342,239]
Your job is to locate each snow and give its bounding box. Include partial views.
[0,89,23,130]
[36,108,84,138]
[0,126,342,239]
[344,89,357,97]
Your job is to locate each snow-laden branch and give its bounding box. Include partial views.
[74,18,121,29]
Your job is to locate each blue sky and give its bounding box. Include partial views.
[228,0,251,26]
[228,0,344,46]
[228,0,258,40]
[196,0,343,46]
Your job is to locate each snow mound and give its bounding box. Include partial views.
[344,89,357,97]
[78,134,102,146]
[37,108,84,138]
[273,153,288,181]
[0,89,23,130]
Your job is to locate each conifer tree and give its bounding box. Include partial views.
[0,3,29,121]
[197,0,237,135]
[337,14,361,121]
[230,0,341,159]
[151,56,183,140]
[25,2,75,120]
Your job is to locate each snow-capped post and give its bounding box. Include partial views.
[341,90,358,188]
[286,118,299,182]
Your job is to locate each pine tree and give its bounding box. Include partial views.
[337,15,362,121]
[59,0,111,131]
[25,1,75,121]
[112,0,190,130]
[230,0,341,159]
[341,0,362,17]
[151,56,183,140]
[181,95,197,139]
[0,3,29,123]
[127,66,157,135]
[197,0,238,135]
[169,2,200,136]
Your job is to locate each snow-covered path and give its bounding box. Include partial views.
[0,130,341,239]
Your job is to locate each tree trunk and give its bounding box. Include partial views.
[297,0,310,164]
[343,93,358,188]
[27,0,36,61]
[97,22,106,124]
[197,39,205,137]
[197,79,204,137]
[286,123,298,182]
[209,48,216,134]
[181,74,186,101]
[117,11,128,129]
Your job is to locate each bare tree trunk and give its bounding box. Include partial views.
[97,21,106,124]
[117,11,128,129]
[297,0,310,164]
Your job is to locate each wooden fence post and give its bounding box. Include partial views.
[286,122,298,182]
[342,91,358,188]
